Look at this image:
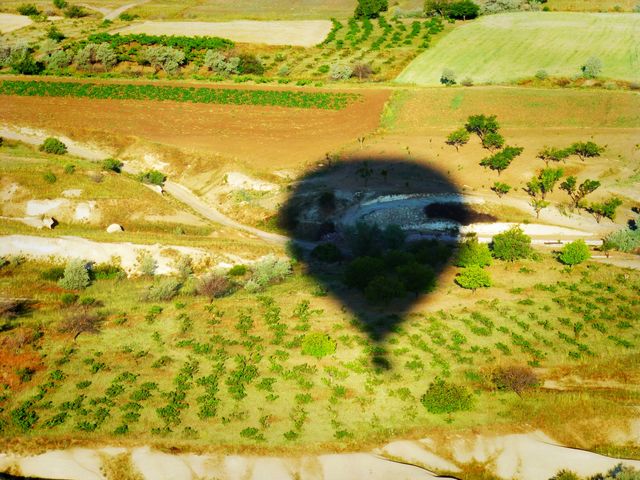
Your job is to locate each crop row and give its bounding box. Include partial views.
[0,80,360,110]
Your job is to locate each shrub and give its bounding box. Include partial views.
[345,256,385,289]
[460,77,474,86]
[60,293,78,306]
[440,68,456,85]
[17,3,40,15]
[421,378,474,414]
[311,243,343,263]
[102,158,123,173]
[481,132,505,151]
[354,0,388,18]
[40,137,67,155]
[588,197,623,223]
[197,273,230,300]
[491,181,511,197]
[138,170,166,186]
[548,470,580,480]
[491,226,532,261]
[43,171,57,184]
[352,62,373,80]
[10,50,44,75]
[250,255,291,288]
[203,50,239,75]
[144,278,181,302]
[91,262,125,280]
[456,237,492,267]
[446,128,470,151]
[465,114,500,139]
[237,54,264,75]
[136,251,157,276]
[364,275,406,302]
[301,332,337,358]
[228,265,247,276]
[535,69,549,80]
[47,25,65,42]
[491,365,538,396]
[58,259,90,290]
[455,265,492,291]
[64,164,75,174]
[143,46,185,75]
[45,49,71,70]
[53,0,68,8]
[64,5,87,18]
[329,63,353,80]
[396,262,435,296]
[447,0,480,20]
[605,224,640,253]
[41,265,65,281]
[558,240,590,266]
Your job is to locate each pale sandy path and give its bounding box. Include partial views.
[0,13,32,33]
[113,19,332,47]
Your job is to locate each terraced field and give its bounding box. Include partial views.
[397,12,640,85]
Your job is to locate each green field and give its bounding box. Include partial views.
[396,12,640,85]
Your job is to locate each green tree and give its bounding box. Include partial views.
[481,132,505,152]
[558,239,590,267]
[95,43,117,70]
[447,0,480,19]
[344,256,384,289]
[58,259,90,290]
[424,0,453,16]
[440,68,456,85]
[491,181,511,198]
[588,197,623,223]
[465,114,499,140]
[536,146,571,166]
[479,146,523,175]
[396,262,435,296]
[491,226,532,261]
[301,332,337,358]
[560,176,600,209]
[526,167,563,200]
[455,265,491,291]
[446,128,470,151]
[139,170,166,185]
[143,46,185,75]
[354,0,388,18]
[455,236,492,267]
[530,198,550,219]
[102,158,123,173]
[10,49,43,75]
[570,141,604,161]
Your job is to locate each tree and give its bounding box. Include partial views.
[491,365,538,396]
[329,63,353,80]
[455,236,492,267]
[465,114,499,140]
[479,146,523,175]
[345,256,384,289]
[396,262,435,296]
[10,49,43,75]
[560,176,600,209]
[491,226,532,261]
[558,239,590,267]
[102,158,123,173]
[58,259,90,290]
[17,3,40,15]
[491,181,511,198]
[143,46,185,75]
[481,132,505,151]
[446,128,470,151]
[440,68,456,85]
[581,56,602,79]
[530,198,550,219]
[352,62,373,80]
[45,49,71,70]
[74,43,98,71]
[448,0,480,19]
[526,167,563,200]
[58,310,102,340]
[455,265,491,291]
[204,50,239,75]
[570,141,604,161]
[536,146,570,166]
[356,161,373,187]
[424,0,453,16]
[139,170,166,186]
[40,137,67,154]
[588,197,623,223]
[95,43,117,70]
[354,0,388,18]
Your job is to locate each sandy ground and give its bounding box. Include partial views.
[0,13,32,33]
[0,234,210,275]
[114,20,332,47]
[81,0,150,20]
[2,431,640,480]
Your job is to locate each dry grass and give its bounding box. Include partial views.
[100,452,144,480]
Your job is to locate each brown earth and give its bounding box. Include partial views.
[0,81,389,172]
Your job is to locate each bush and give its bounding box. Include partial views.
[17,3,40,15]
[91,262,124,280]
[60,293,78,306]
[102,158,123,173]
[354,0,388,18]
[329,63,353,80]
[455,265,492,291]
[197,273,230,299]
[43,171,57,184]
[440,68,456,86]
[58,310,102,340]
[421,378,474,414]
[311,243,343,263]
[136,251,157,276]
[139,170,166,186]
[228,265,247,276]
[203,50,239,75]
[491,226,532,261]
[548,471,580,480]
[250,255,291,288]
[40,137,67,155]
[605,224,640,253]
[581,56,602,79]
[344,256,385,289]
[64,5,87,18]
[41,265,65,281]
[558,239,590,266]
[492,365,538,396]
[301,332,337,358]
[491,181,511,197]
[364,275,406,303]
[535,69,548,80]
[47,25,65,42]
[144,278,181,302]
[237,54,264,75]
[10,50,44,75]
[396,262,435,296]
[58,259,90,290]
[456,237,492,267]
[53,0,68,8]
